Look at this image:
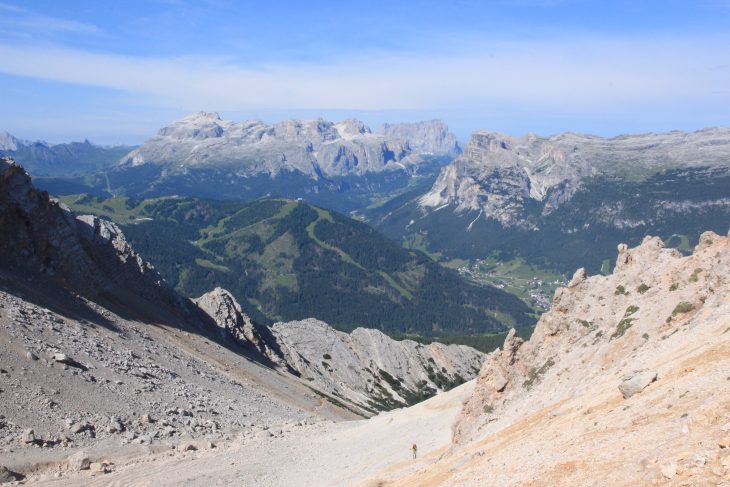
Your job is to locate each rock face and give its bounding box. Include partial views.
[420,127,730,228]
[454,232,730,443]
[194,287,261,347]
[395,231,730,485]
[380,120,461,156]
[193,287,283,366]
[270,319,484,414]
[119,112,459,177]
[0,156,191,320]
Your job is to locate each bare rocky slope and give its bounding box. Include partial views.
[0,156,484,482]
[388,230,730,486]
[120,112,460,177]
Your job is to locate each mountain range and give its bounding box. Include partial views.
[3,114,462,214]
[120,112,460,177]
[0,132,132,177]
[370,127,730,274]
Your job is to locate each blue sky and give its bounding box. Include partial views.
[1,0,729,144]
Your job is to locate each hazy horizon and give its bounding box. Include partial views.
[1,0,729,144]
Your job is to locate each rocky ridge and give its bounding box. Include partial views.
[391,230,730,486]
[194,288,485,415]
[0,156,191,322]
[420,127,730,227]
[270,319,483,414]
[120,112,460,177]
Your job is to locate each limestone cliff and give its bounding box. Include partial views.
[0,156,190,320]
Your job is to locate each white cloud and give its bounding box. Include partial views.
[0,35,727,113]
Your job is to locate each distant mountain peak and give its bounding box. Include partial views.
[0,131,24,151]
[187,111,222,121]
[120,114,461,177]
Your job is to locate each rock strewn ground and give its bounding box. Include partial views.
[0,271,351,481]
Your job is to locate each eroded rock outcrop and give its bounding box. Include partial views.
[191,293,487,416]
[454,230,730,445]
[383,231,730,485]
[194,287,261,347]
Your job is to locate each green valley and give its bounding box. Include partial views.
[59,194,535,342]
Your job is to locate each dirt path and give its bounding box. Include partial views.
[30,381,474,487]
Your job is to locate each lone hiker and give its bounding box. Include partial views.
[411,443,417,459]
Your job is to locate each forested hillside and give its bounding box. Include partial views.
[60,195,535,338]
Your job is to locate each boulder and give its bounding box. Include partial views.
[89,462,110,474]
[52,353,88,371]
[20,428,35,444]
[618,370,658,399]
[66,451,90,471]
[68,421,92,434]
[108,416,124,434]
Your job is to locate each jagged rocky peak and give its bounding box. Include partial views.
[334,118,372,139]
[0,131,25,151]
[119,113,460,177]
[193,287,279,360]
[380,119,461,155]
[419,127,730,226]
[453,228,730,447]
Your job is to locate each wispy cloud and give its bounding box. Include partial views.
[0,35,727,115]
[0,2,101,37]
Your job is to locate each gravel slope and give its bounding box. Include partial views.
[24,381,474,486]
